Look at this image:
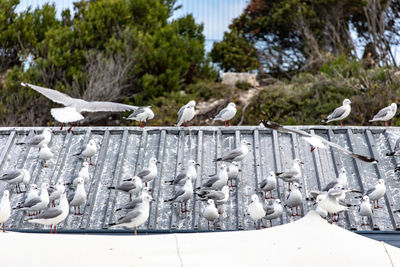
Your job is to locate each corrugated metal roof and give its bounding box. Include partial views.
[1,125,400,233]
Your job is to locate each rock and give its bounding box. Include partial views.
[221,72,259,87]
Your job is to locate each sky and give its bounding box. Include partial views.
[16,0,250,52]
[16,0,399,63]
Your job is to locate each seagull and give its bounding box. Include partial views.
[369,103,397,126]
[214,140,251,162]
[72,162,90,187]
[264,199,283,227]
[164,159,199,185]
[275,158,303,190]
[134,157,159,187]
[324,98,351,126]
[259,171,277,199]
[115,188,151,212]
[0,168,31,193]
[0,190,11,232]
[21,82,138,132]
[108,176,142,201]
[22,184,39,209]
[27,191,69,234]
[108,194,154,235]
[16,128,52,151]
[364,179,386,209]
[359,195,373,226]
[49,180,65,207]
[285,182,303,216]
[315,185,350,222]
[197,164,228,191]
[386,137,400,156]
[213,102,237,127]
[203,199,219,230]
[176,100,196,127]
[39,143,53,168]
[196,185,230,207]
[14,183,49,216]
[73,139,97,165]
[322,167,348,192]
[164,175,193,213]
[227,161,240,187]
[68,178,87,215]
[247,194,266,229]
[261,120,378,163]
[126,106,154,127]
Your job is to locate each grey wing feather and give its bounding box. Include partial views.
[67,191,75,202]
[177,105,186,124]
[222,148,243,161]
[32,208,62,219]
[173,189,185,200]
[260,179,268,189]
[116,182,135,191]
[264,205,275,216]
[0,170,21,180]
[365,187,376,196]
[27,135,45,145]
[214,108,229,120]
[127,107,145,119]
[203,177,219,188]
[322,181,338,192]
[174,172,187,184]
[82,101,137,113]
[118,210,141,224]
[394,138,400,152]
[206,191,225,200]
[120,198,143,210]
[327,106,346,120]
[22,83,76,106]
[22,197,41,208]
[322,138,377,163]
[137,168,151,178]
[373,106,391,119]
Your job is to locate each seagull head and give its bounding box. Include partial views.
[77,178,84,185]
[220,164,227,171]
[149,157,160,164]
[230,161,239,167]
[292,183,302,190]
[82,162,89,168]
[250,194,259,202]
[362,195,370,202]
[391,103,397,110]
[41,183,49,189]
[378,179,385,185]
[228,102,236,108]
[2,190,9,198]
[294,158,304,166]
[241,140,251,146]
[30,184,38,191]
[187,100,196,107]
[343,98,351,105]
[274,199,281,204]
[144,194,154,202]
[207,199,215,206]
[269,171,275,177]
[340,167,346,174]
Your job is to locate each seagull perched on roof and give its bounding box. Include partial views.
[358,195,373,226]
[214,140,251,162]
[196,185,230,208]
[285,182,303,216]
[21,82,138,132]
[263,199,283,227]
[315,185,351,222]
[261,120,378,163]
[247,194,266,229]
[15,183,49,216]
[213,102,237,127]
[275,158,304,190]
[0,168,31,193]
[164,175,194,213]
[227,161,240,187]
[108,176,142,201]
[324,98,351,126]
[73,139,98,165]
[362,179,386,209]
[176,100,196,127]
[203,199,219,230]
[164,160,199,186]
[133,157,160,188]
[39,144,53,168]
[26,191,69,234]
[16,128,52,151]
[0,190,10,232]
[108,194,154,235]
[126,106,154,128]
[260,171,277,199]
[369,103,397,127]
[197,164,228,191]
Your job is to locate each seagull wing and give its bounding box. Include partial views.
[327,105,346,121]
[214,108,229,120]
[322,138,378,163]
[118,209,141,224]
[31,207,62,219]
[177,105,187,125]
[127,107,146,119]
[136,168,151,178]
[80,101,137,113]
[221,148,243,161]
[22,83,76,106]
[371,105,391,120]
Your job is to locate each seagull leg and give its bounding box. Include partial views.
[54,225,57,234]
[385,121,388,127]
[208,221,211,230]
[229,120,231,127]
[2,223,4,232]
[134,227,137,235]
[67,124,73,133]
[89,157,94,166]
[224,121,227,127]
[50,225,53,234]
[140,122,144,128]
[340,120,343,126]
[60,123,64,131]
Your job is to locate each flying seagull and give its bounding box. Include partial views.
[369,103,397,127]
[261,120,378,163]
[21,82,138,132]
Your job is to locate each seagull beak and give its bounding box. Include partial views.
[156,161,161,164]
[300,161,304,165]
[195,163,201,166]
